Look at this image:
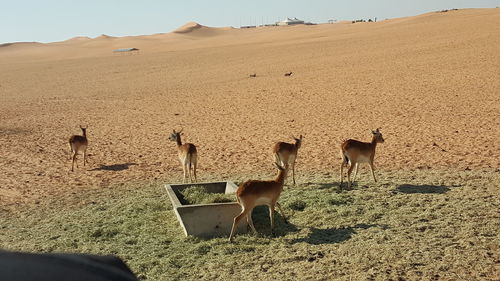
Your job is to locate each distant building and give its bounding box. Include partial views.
[276,17,305,26]
[113,48,139,53]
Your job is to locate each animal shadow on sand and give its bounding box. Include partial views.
[90,163,137,171]
[396,184,450,194]
[0,127,31,136]
[293,223,387,245]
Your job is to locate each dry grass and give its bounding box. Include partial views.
[1,169,498,280]
[181,185,235,205]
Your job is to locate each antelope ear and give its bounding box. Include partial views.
[300,135,303,139]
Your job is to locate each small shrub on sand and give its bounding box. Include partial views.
[181,186,234,205]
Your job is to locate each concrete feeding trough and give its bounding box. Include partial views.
[165,181,247,238]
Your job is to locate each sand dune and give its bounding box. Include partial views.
[173,22,204,33]
[64,36,92,42]
[94,34,116,40]
[0,8,499,205]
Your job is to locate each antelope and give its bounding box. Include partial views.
[69,126,88,172]
[284,72,293,76]
[340,128,384,189]
[229,163,288,242]
[273,135,303,185]
[249,73,257,78]
[169,129,197,183]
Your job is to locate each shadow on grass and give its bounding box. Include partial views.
[316,181,370,192]
[397,184,450,194]
[293,224,384,245]
[251,206,299,237]
[303,182,341,191]
[90,163,137,171]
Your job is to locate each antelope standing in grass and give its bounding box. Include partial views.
[340,128,384,188]
[229,163,288,242]
[169,129,197,183]
[273,135,303,185]
[69,126,88,172]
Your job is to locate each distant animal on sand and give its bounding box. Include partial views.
[229,163,288,242]
[249,73,257,77]
[69,126,88,172]
[284,72,293,76]
[340,128,384,188]
[273,135,303,185]
[169,128,198,183]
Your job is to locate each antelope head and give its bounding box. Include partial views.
[79,125,87,136]
[169,128,184,142]
[372,128,384,143]
[292,135,303,149]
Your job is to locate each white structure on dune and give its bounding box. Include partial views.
[113,48,139,53]
[276,17,305,26]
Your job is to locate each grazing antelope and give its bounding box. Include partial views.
[229,163,288,242]
[249,73,257,78]
[340,128,384,189]
[284,72,293,76]
[69,126,88,172]
[169,129,197,183]
[273,135,303,185]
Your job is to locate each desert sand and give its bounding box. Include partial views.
[0,8,499,207]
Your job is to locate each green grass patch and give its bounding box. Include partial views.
[1,169,498,280]
[181,186,235,205]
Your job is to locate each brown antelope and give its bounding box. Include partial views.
[169,129,197,183]
[284,72,293,76]
[69,126,88,172]
[228,163,288,242]
[340,128,384,188]
[249,73,257,78]
[273,135,303,185]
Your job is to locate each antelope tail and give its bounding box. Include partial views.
[343,155,349,165]
[275,153,284,167]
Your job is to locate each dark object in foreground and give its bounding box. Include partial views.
[0,251,138,281]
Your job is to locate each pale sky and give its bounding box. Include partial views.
[1,0,499,44]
